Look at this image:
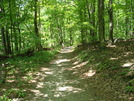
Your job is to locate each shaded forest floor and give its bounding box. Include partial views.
[0,40,134,101]
[75,39,134,101]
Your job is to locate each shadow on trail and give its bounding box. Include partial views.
[17,47,101,101]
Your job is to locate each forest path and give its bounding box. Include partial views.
[20,47,101,101]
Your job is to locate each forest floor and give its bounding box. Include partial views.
[11,47,103,101]
[0,40,134,101]
[75,40,134,101]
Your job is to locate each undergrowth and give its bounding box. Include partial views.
[0,50,58,100]
[77,48,134,94]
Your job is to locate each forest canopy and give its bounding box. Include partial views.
[0,0,134,55]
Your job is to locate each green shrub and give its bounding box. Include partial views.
[126,86,134,92]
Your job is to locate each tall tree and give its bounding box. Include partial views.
[86,0,96,43]
[0,0,8,54]
[34,0,42,50]
[108,0,114,44]
[98,0,106,48]
[130,0,134,35]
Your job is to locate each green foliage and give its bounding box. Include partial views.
[8,50,57,71]
[0,88,26,99]
[0,50,57,100]
[97,59,118,71]
[119,71,128,75]
[118,68,129,76]
[78,50,89,61]
[126,86,134,92]
[1,0,134,55]
[0,95,11,101]
[34,51,57,62]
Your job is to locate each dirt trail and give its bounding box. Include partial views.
[18,47,103,101]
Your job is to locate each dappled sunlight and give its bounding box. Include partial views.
[6,76,16,83]
[29,80,37,83]
[107,45,116,47]
[72,61,89,69]
[122,62,133,67]
[60,49,74,53]
[55,59,71,64]
[40,67,51,71]
[50,59,71,64]
[124,52,133,56]
[60,46,74,53]
[45,71,53,75]
[36,82,44,88]
[11,47,100,101]
[57,86,84,92]
[30,73,46,82]
[57,64,62,66]
[82,70,96,78]
[23,78,86,100]
[73,60,80,65]
[110,57,118,60]
[30,89,40,94]
[30,89,44,97]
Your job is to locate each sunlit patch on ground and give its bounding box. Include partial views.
[107,45,116,47]
[50,59,71,64]
[124,52,133,57]
[110,57,118,60]
[40,68,51,71]
[36,82,44,88]
[29,80,37,83]
[72,61,89,69]
[73,60,80,65]
[55,59,71,64]
[60,46,74,53]
[6,76,16,83]
[57,86,84,93]
[122,62,133,67]
[82,70,96,78]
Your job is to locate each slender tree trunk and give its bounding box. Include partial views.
[0,2,8,54]
[131,0,134,35]
[86,0,96,43]
[91,2,96,42]
[69,29,73,46]
[50,23,54,47]
[9,0,13,53]
[108,0,114,44]
[98,0,106,48]
[79,8,85,44]
[17,3,21,53]
[1,27,8,54]
[5,27,12,54]
[34,0,42,51]
[58,24,64,46]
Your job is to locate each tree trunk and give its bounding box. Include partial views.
[5,27,12,54]
[0,2,8,54]
[86,0,96,43]
[98,0,106,48]
[131,0,134,35]
[1,27,8,54]
[79,9,85,44]
[9,0,13,53]
[108,0,114,44]
[34,0,42,51]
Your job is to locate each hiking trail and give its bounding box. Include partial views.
[18,47,101,101]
